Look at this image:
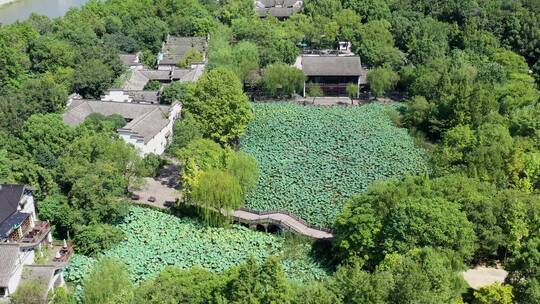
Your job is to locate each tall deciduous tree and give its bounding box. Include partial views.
[225,257,292,303]
[226,151,259,197]
[134,267,225,304]
[191,169,243,224]
[474,283,513,304]
[183,67,252,143]
[355,20,403,68]
[72,59,114,99]
[21,114,74,162]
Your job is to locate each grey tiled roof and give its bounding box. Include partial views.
[19,265,56,300]
[122,70,171,91]
[256,0,302,17]
[63,100,172,143]
[0,212,30,240]
[159,36,207,66]
[122,70,150,91]
[171,64,205,82]
[0,184,25,225]
[0,244,19,286]
[301,56,364,76]
[118,54,139,67]
[128,91,160,104]
[22,265,55,285]
[141,70,171,81]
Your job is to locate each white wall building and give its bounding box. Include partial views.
[0,185,67,299]
[63,97,182,156]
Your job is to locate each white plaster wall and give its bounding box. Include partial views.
[118,133,146,155]
[7,250,35,295]
[20,194,36,226]
[102,91,131,103]
[157,64,174,71]
[117,103,181,156]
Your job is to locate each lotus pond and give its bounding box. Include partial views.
[65,206,328,284]
[241,103,429,227]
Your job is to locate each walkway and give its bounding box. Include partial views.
[232,210,334,239]
[462,266,508,290]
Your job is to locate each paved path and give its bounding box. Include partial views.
[232,210,334,239]
[462,266,508,290]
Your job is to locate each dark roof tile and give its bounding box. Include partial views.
[0,184,25,225]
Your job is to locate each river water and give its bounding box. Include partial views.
[0,0,88,25]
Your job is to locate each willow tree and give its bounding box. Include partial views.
[227,151,260,197]
[191,169,243,225]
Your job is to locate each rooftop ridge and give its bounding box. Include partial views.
[124,107,164,130]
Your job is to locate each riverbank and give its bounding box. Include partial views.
[0,0,18,7]
[0,0,88,24]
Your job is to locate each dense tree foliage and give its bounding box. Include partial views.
[335,175,540,265]
[183,67,252,143]
[173,138,259,224]
[261,63,306,97]
[134,267,226,304]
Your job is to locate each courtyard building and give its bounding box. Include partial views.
[295,54,367,97]
[63,96,182,156]
[256,0,303,19]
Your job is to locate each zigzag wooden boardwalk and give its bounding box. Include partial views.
[134,175,335,240]
[231,209,334,240]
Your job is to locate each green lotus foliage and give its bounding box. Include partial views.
[241,103,428,227]
[65,207,327,284]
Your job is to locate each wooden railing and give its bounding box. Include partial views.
[234,207,335,234]
[20,221,50,243]
[53,242,74,263]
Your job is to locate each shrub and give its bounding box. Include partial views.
[10,280,46,304]
[73,224,126,256]
[307,84,324,97]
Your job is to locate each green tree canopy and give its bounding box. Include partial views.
[72,59,114,99]
[367,67,399,97]
[191,169,243,224]
[160,82,194,105]
[261,63,306,97]
[226,151,260,197]
[474,283,513,304]
[83,258,134,304]
[224,257,292,303]
[134,267,226,304]
[183,67,252,143]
